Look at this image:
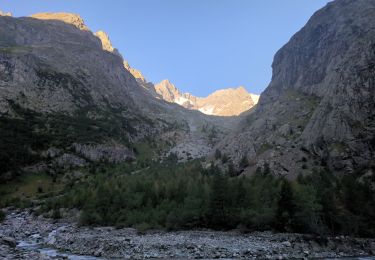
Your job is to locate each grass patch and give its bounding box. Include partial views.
[0,173,64,207]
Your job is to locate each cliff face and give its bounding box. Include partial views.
[154,80,259,116]
[216,0,375,177]
[0,13,141,114]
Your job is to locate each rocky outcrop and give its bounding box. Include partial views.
[73,143,135,163]
[30,12,89,30]
[154,80,259,116]
[216,0,375,177]
[123,61,147,83]
[94,30,148,83]
[155,79,181,102]
[94,30,114,52]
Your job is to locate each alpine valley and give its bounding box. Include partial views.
[0,0,375,259]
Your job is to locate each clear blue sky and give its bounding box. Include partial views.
[0,0,331,96]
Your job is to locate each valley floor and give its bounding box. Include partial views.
[0,210,375,259]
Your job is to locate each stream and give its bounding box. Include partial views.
[17,240,102,260]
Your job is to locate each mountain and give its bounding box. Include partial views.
[215,0,375,177]
[0,12,155,178]
[154,79,259,116]
[0,12,240,180]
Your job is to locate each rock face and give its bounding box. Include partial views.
[216,0,375,177]
[94,30,118,54]
[154,79,259,116]
[72,143,135,163]
[0,12,159,177]
[30,12,89,30]
[94,29,147,83]
[123,60,147,83]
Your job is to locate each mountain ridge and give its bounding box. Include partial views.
[154,79,260,116]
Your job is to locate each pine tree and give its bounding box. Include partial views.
[239,155,249,168]
[208,173,229,228]
[276,179,295,231]
[227,161,236,177]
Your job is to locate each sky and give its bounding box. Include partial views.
[0,0,332,97]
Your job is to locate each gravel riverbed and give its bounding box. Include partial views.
[1,209,375,259]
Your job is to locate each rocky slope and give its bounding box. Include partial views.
[91,28,242,161]
[0,12,239,179]
[215,0,375,177]
[154,79,259,116]
[0,12,156,179]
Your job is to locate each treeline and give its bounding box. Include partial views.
[44,161,375,237]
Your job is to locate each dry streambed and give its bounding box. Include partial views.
[0,210,375,259]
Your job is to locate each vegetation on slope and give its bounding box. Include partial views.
[35,159,375,237]
[0,100,137,179]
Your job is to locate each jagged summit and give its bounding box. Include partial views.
[154,79,181,102]
[154,80,259,116]
[30,12,88,30]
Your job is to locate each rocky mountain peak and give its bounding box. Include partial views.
[0,10,12,17]
[153,79,259,116]
[30,12,89,31]
[94,31,116,53]
[154,79,181,102]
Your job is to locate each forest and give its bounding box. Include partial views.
[37,159,375,237]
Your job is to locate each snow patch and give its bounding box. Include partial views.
[198,106,215,115]
[174,96,191,105]
[250,94,260,104]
